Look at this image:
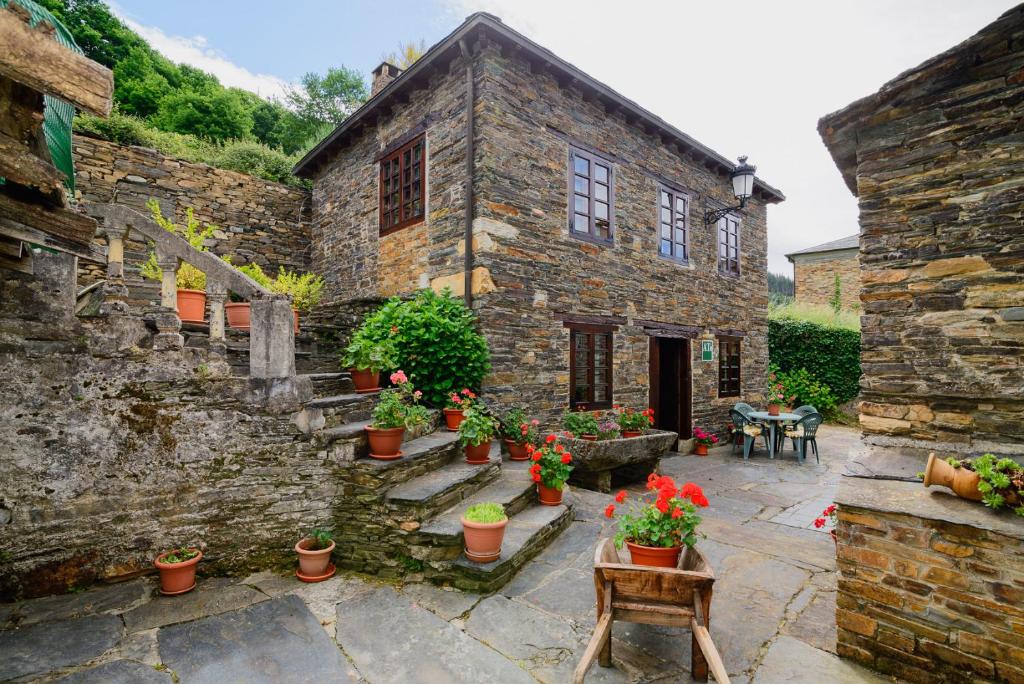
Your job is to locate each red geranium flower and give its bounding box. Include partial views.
[560,453,571,464]
[671,507,683,519]
[615,490,627,504]
[655,498,669,514]
[813,517,826,528]
[545,434,557,444]
[604,504,616,519]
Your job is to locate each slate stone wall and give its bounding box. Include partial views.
[792,249,860,310]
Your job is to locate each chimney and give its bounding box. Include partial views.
[371,62,402,96]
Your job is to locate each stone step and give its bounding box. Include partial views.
[303,371,353,395]
[307,392,379,426]
[384,447,502,522]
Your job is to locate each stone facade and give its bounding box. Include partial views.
[305,17,783,436]
[73,136,311,298]
[820,5,1024,450]
[788,242,860,311]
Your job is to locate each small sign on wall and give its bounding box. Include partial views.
[701,339,714,362]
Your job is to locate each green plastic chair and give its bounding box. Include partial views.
[784,412,823,463]
[729,409,770,460]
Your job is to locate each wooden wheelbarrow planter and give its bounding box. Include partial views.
[573,538,730,683]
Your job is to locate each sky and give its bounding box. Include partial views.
[111,0,1018,274]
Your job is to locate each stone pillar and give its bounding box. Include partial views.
[157,255,178,311]
[206,280,227,357]
[98,224,130,316]
[249,296,295,379]
[152,250,183,351]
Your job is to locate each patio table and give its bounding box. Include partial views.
[747,411,801,460]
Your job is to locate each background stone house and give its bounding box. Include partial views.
[820,4,1024,682]
[295,13,785,436]
[785,234,860,310]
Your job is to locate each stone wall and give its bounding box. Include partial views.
[73,136,312,295]
[835,474,1024,683]
[791,249,860,310]
[819,6,1024,450]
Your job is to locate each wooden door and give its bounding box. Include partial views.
[649,337,692,439]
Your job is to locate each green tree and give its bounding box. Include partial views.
[39,0,148,68]
[285,67,367,131]
[112,47,171,118]
[153,89,253,141]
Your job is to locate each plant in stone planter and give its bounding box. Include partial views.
[606,475,708,568]
[499,407,539,461]
[271,267,325,333]
[141,200,217,324]
[294,528,336,582]
[765,371,794,417]
[596,418,621,441]
[528,434,573,505]
[364,370,427,460]
[341,332,398,393]
[443,388,477,431]
[692,426,719,456]
[563,410,600,440]
[616,406,653,437]
[813,503,838,545]
[924,453,1024,515]
[461,502,508,563]
[154,546,202,595]
[458,405,498,465]
[221,257,273,330]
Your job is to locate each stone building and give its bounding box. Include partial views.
[819,5,1024,682]
[785,234,860,310]
[295,13,785,436]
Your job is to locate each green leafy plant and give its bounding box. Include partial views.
[499,407,540,445]
[768,318,860,403]
[950,454,1024,516]
[351,289,490,407]
[221,256,272,301]
[446,388,478,411]
[563,410,600,437]
[528,435,574,490]
[463,502,507,524]
[830,273,843,315]
[341,333,398,374]
[369,370,428,429]
[765,370,794,406]
[161,547,199,564]
[304,528,333,550]
[772,366,837,415]
[272,268,325,312]
[458,405,498,447]
[615,406,654,433]
[607,475,708,549]
[140,200,217,291]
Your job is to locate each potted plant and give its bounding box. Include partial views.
[443,388,476,431]
[616,406,653,438]
[294,528,336,581]
[605,474,708,568]
[461,502,508,563]
[221,257,273,330]
[341,333,397,393]
[499,407,539,461]
[528,434,573,505]
[596,417,621,441]
[458,405,498,465]
[692,426,719,456]
[923,453,1023,514]
[364,370,428,459]
[765,371,793,416]
[140,201,216,324]
[272,267,325,333]
[813,504,838,546]
[154,546,202,595]
[563,410,600,440]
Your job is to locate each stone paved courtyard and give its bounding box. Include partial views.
[0,425,893,683]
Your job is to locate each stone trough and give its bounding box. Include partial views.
[562,430,678,492]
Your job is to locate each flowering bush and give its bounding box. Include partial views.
[457,405,499,447]
[527,434,574,490]
[616,406,654,433]
[692,426,719,448]
[446,388,477,410]
[499,407,540,446]
[606,475,708,549]
[341,333,398,374]
[370,371,428,429]
[596,419,621,440]
[813,503,838,531]
[562,410,600,437]
[766,371,796,406]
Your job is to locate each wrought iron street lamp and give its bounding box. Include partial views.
[704,156,757,226]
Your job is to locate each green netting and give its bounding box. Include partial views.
[0,0,82,194]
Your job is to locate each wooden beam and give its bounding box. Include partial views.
[0,191,96,248]
[0,128,65,198]
[0,4,113,117]
[0,217,102,261]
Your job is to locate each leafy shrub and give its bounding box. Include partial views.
[772,367,838,415]
[563,410,599,437]
[272,268,324,312]
[140,200,216,290]
[353,289,490,407]
[214,140,299,185]
[457,406,498,447]
[464,502,507,524]
[768,318,860,404]
[769,300,860,331]
[340,334,397,374]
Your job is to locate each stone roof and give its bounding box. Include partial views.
[785,234,859,261]
[818,4,1023,194]
[293,13,784,203]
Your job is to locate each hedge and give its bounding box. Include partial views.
[768,318,861,403]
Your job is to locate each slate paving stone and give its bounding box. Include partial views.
[753,635,888,683]
[401,582,480,621]
[335,586,534,683]
[122,578,266,632]
[286,574,374,639]
[500,558,562,598]
[5,579,152,628]
[531,520,602,566]
[699,493,765,523]
[0,613,123,681]
[56,659,173,683]
[158,594,358,683]
[240,570,294,597]
[464,595,582,663]
[517,566,597,624]
[781,589,838,654]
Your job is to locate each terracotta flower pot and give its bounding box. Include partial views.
[462,516,508,563]
[224,302,251,330]
[505,439,530,461]
[622,431,642,438]
[365,426,405,459]
[154,549,202,595]
[176,289,206,323]
[767,404,781,417]
[694,444,709,456]
[538,483,564,506]
[626,541,682,568]
[923,453,983,501]
[443,408,465,431]
[294,537,335,578]
[350,368,381,394]
[465,441,492,464]
[580,434,598,442]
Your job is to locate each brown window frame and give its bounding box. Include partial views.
[657,185,690,262]
[568,147,614,245]
[717,213,741,276]
[718,338,741,398]
[568,323,614,410]
[379,134,425,235]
